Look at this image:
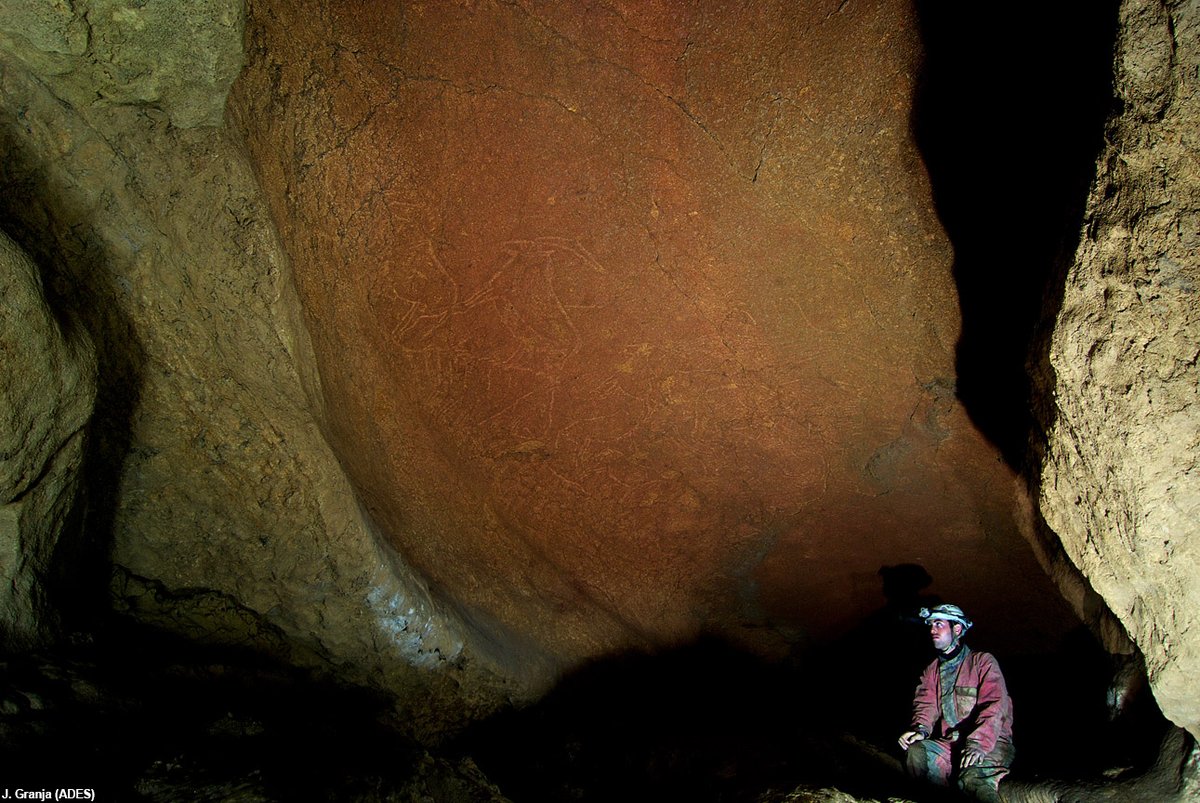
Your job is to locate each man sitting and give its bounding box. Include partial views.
[897,604,1015,802]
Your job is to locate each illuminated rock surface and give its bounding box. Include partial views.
[232,0,1075,677]
[0,0,508,731]
[0,2,1196,789]
[1036,0,1200,738]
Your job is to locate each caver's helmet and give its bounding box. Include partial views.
[919,604,973,631]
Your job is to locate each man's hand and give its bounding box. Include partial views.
[898,730,924,751]
[959,748,985,768]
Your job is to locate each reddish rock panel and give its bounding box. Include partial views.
[232,0,1075,672]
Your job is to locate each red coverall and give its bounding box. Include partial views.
[907,645,1015,801]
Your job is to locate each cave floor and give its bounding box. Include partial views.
[0,624,1182,802]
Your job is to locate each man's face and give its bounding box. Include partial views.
[929,618,961,652]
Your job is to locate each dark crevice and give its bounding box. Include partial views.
[911,1,1122,468]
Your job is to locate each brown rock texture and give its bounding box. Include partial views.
[0,0,243,129]
[1037,0,1200,737]
[0,0,514,732]
[0,229,96,647]
[21,0,1194,746]
[232,0,1075,671]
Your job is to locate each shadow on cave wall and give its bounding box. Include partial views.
[0,113,146,635]
[458,637,895,803]
[911,1,1121,468]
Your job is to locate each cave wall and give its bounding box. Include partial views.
[1036,0,1200,738]
[0,229,96,647]
[0,0,514,734]
[1,0,1194,743]
[230,0,1078,670]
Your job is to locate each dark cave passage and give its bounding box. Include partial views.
[912,0,1122,466]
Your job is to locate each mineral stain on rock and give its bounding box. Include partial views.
[231,0,1077,677]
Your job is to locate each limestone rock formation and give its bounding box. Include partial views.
[231,0,1077,677]
[0,0,512,733]
[2,0,1195,762]
[1037,0,1200,737]
[0,0,243,129]
[0,229,96,647]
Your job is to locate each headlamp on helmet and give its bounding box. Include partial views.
[919,604,973,631]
